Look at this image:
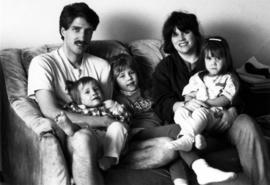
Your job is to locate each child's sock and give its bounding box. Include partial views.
[194,134,207,150]
[173,178,188,185]
[192,159,237,185]
[98,156,118,171]
[166,134,194,151]
[55,111,79,136]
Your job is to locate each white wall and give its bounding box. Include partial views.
[1,0,270,67]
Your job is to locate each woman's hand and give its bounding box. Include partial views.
[184,98,209,111]
[212,107,238,132]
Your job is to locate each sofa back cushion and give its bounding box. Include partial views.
[128,39,166,90]
[0,49,28,102]
[0,40,129,103]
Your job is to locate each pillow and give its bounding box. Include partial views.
[21,44,60,77]
[128,39,166,89]
[87,40,130,62]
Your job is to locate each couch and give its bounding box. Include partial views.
[0,39,269,185]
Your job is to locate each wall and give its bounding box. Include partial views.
[0,0,270,67]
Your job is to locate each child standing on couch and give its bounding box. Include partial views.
[55,76,130,171]
[111,54,236,185]
[168,36,239,152]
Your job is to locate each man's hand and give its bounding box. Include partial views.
[102,115,116,127]
[38,118,56,137]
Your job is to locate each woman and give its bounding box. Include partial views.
[152,11,270,185]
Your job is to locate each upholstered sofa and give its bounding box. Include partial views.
[0,39,269,185]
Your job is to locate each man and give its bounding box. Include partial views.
[28,2,114,185]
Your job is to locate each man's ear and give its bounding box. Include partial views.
[60,27,66,39]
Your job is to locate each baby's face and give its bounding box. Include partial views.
[205,51,225,76]
[116,67,138,92]
[79,81,103,107]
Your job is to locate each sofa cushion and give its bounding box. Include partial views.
[128,39,166,89]
[87,40,130,61]
[21,44,60,77]
[0,49,28,102]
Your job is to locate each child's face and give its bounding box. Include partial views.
[205,51,224,76]
[116,67,138,92]
[79,81,103,107]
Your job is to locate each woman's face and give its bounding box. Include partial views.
[171,27,197,55]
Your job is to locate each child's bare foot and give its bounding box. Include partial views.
[98,156,117,171]
[166,134,194,151]
[55,111,79,136]
[194,134,207,150]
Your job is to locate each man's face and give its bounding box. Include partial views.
[61,17,94,56]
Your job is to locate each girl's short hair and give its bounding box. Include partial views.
[200,36,233,74]
[110,54,139,92]
[162,11,202,54]
[66,76,101,104]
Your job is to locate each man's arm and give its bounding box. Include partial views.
[35,89,113,128]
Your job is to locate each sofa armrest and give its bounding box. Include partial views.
[3,103,70,185]
[11,97,57,137]
[0,61,70,184]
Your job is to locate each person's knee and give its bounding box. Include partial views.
[108,121,128,134]
[233,114,257,132]
[230,114,259,140]
[149,137,178,163]
[70,129,98,154]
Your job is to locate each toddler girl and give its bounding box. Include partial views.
[55,76,130,170]
[168,36,239,151]
[111,54,236,185]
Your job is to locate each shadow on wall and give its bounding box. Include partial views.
[102,12,157,42]
[205,20,269,67]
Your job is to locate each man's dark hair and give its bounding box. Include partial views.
[59,2,99,40]
[162,11,202,54]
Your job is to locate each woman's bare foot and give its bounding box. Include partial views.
[55,111,79,136]
[98,156,117,171]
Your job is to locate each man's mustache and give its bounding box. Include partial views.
[74,40,88,45]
